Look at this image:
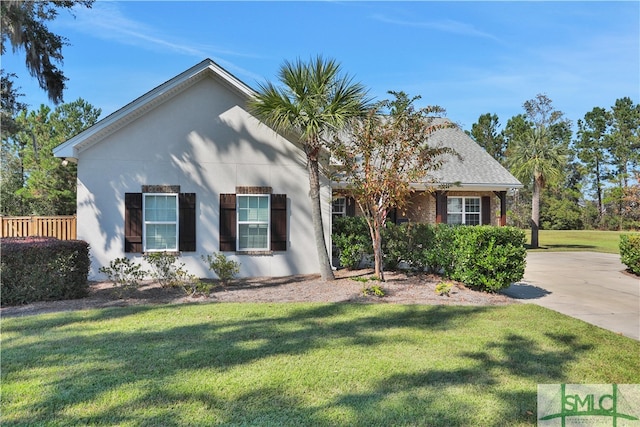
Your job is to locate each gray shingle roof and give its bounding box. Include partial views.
[426,122,522,190]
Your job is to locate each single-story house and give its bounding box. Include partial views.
[54,59,522,280]
[331,122,524,227]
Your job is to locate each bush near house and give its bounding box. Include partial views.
[445,226,527,292]
[383,222,435,270]
[332,219,527,292]
[332,216,371,269]
[619,234,640,275]
[0,237,90,306]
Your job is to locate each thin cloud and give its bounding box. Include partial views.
[61,2,264,82]
[371,13,501,42]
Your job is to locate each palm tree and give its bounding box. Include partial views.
[509,126,566,248]
[248,56,369,280]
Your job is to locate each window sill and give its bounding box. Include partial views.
[235,250,273,256]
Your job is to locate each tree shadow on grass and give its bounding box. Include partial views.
[1,305,599,426]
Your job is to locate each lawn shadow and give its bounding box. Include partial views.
[1,305,598,426]
[526,244,596,251]
[501,282,551,300]
[308,331,593,426]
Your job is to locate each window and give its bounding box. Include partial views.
[447,197,481,225]
[144,194,178,251]
[332,197,346,220]
[237,195,270,251]
[219,192,287,252]
[124,192,196,253]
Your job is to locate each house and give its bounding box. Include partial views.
[331,123,523,227]
[55,59,521,280]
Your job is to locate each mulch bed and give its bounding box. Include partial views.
[1,269,515,317]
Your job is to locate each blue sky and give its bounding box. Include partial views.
[2,1,639,131]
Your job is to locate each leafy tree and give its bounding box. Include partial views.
[1,70,27,135]
[607,97,640,189]
[466,113,506,163]
[0,139,25,215]
[1,0,93,104]
[503,114,532,146]
[621,172,640,228]
[331,92,455,280]
[574,107,611,224]
[249,56,370,281]
[1,98,100,215]
[540,155,585,230]
[508,94,569,248]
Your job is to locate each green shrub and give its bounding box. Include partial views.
[1,237,90,306]
[424,224,459,275]
[361,284,385,297]
[143,252,200,294]
[99,257,147,294]
[382,223,435,271]
[202,252,240,284]
[435,281,453,297]
[178,280,214,297]
[445,226,527,292]
[332,218,527,293]
[620,234,640,275]
[332,216,371,269]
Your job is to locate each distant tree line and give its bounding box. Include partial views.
[467,95,640,232]
[1,1,98,216]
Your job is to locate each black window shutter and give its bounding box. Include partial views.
[436,192,448,224]
[481,196,491,225]
[346,197,356,217]
[220,194,236,251]
[179,193,196,251]
[271,194,287,251]
[124,193,143,253]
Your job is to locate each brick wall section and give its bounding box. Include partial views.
[336,190,502,226]
[398,191,500,226]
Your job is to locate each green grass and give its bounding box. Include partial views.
[524,229,638,254]
[2,303,639,426]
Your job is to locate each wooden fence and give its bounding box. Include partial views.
[1,215,77,240]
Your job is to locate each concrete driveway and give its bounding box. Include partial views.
[503,252,640,340]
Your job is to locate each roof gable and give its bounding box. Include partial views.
[430,124,522,189]
[54,59,256,159]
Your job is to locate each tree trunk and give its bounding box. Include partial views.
[530,177,541,249]
[306,156,335,281]
[370,211,385,281]
[595,159,603,225]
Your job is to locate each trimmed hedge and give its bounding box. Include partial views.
[332,219,527,292]
[1,237,90,306]
[443,225,527,292]
[382,222,435,271]
[620,234,640,275]
[332,216,371,269]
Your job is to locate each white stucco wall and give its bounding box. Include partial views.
[77,77,331,279]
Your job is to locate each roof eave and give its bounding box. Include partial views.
[331,181,524,192]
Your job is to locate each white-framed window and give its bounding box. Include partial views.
[447,197,481,225]
[332,197,346,220]
[143,193,179,251]
[237,194,270,250]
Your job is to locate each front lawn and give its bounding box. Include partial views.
[2,303,639,426]
[525,229,636,254]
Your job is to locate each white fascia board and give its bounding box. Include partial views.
[425,182,524,192]
[330,181,524,192]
